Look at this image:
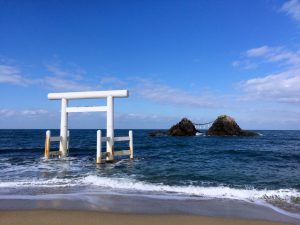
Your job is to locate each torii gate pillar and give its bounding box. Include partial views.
[106,96,114,161]
[59,98,68,157]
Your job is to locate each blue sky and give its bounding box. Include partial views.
[1,0,300,129]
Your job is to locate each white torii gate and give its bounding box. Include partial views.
[47,90,128,161]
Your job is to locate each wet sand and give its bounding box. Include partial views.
[0,194,299,224]
[0,210,292,225]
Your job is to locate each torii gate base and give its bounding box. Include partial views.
[96,129,133,164]
[44,90,133,163]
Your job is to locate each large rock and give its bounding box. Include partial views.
[207,115,258,136]
[169,118,197,136]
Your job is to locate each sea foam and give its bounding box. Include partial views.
[82,175,300,201]
[1,174,298,202]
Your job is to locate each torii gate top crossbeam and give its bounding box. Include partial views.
[48,90,128,100]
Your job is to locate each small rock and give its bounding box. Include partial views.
[149,131,168,137]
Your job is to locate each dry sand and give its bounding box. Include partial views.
[0,210,291,225]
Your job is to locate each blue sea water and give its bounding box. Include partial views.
[0,129,299,218]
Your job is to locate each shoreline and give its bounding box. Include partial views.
[0,209,292,225]
[0,193,299,224]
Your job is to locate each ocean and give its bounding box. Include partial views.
[0,129,299,222]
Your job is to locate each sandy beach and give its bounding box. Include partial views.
[0,210,292,225]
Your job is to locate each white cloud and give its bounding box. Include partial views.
[100,76,126,87]
[0,109,16,117]
[46,65,85,80]
[232,60,257,70]
[246,46,272,57]
[46,65,69,77]
[0,63,95,91]
[238,44,300,103]
[117,113,163,121]
[242,68,300,103]
[281,0,300,22]
[133,78,223,108]
[0,109,49,117]
[232,61,240,67]
[245,45,300,66]
[21,109,48,116]
[0,65,33,85]
[234,45,300,70]
[43,65,93,91]
[43,76,92,91]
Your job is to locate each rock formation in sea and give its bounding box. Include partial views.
[206,115,258,136]
[168,118,197,136]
